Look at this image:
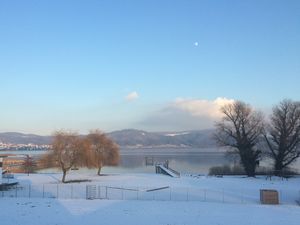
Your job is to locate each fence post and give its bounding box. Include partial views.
[57,184,59,199]
[85,185,88,199]
[98,186,101,199]
[71,185,73,199]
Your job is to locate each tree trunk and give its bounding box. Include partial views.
[244,164,256,177]
[240,150,257,177]
[97,160,103,176]
[274,160,283,176]
[241,159,256,177]
[62,169,67,183]
[97,166,102,176]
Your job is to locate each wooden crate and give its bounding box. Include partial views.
[260,189,279,205]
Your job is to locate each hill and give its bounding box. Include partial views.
[0,129,217,148]
[0,132,52,145]
[108,129,217,148]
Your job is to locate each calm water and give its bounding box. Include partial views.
[1,148,300,175]
[110,150,234,174]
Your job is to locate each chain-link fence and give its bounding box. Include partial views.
[1,183,299,205]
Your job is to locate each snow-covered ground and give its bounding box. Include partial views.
[1,198,300,225]
[1,172,300,225]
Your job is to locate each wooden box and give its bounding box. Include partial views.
[260,189,279,205]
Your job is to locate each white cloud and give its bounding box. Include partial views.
[125,91,139,101]
[173,97,235,119]
[138,97,235,131]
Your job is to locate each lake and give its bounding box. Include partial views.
[1,148,300,175]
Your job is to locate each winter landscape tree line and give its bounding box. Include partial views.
[215,99,300,177]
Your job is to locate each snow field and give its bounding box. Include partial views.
[1,198,300,225]
[0,173,300,225]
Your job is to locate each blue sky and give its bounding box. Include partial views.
[0,0,299,134]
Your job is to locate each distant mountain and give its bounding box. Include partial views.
[0,132,52,145]
[0,129,218,148]
[108,129,217,148]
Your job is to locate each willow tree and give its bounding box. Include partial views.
[264,99,300,175]
[215,101,264,177]
[40,131,90,183]
[87,130,120,175]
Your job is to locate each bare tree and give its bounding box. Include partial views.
[40,131,90,183]
[87,130,120,175]
[264,99,300,175]
[22,155,37,176]
[215,101,264,177]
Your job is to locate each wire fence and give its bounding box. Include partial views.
[1,183,299,205]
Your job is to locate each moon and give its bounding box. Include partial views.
[194,42,199,47]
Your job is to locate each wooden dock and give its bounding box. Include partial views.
[155,163,180,178]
